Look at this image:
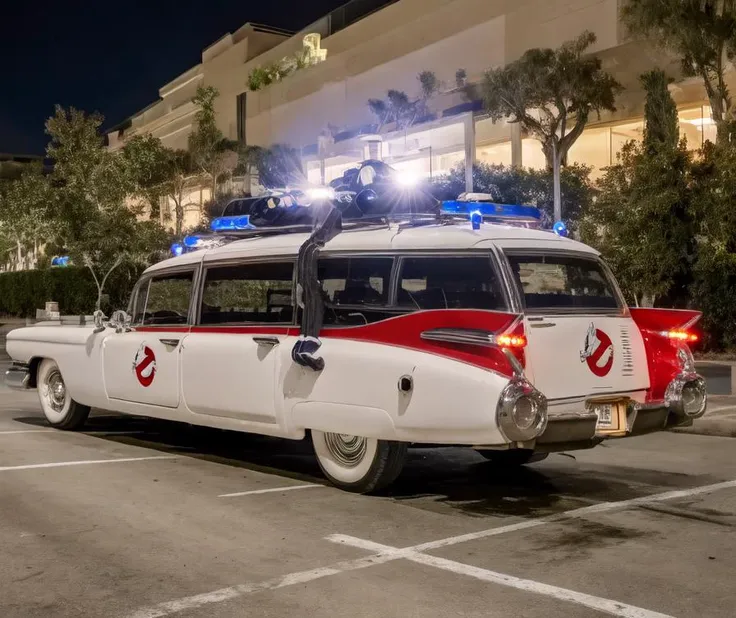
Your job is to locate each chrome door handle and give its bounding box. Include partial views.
[253,336,280,346]
[529,322,556,328]
[159,338,180,347]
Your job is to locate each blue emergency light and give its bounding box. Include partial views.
[183,235,203,248]
[51,256,70,267]
[171,243,184,257]
[553,221,568,237]
[211,215,254,232]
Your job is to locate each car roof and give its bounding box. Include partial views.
[145,222,599,274]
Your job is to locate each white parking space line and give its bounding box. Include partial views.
[127,478,736,618]
[0,455,178,472]
[219,484,322,498]
[331,535,673,618]
[404,478,736,553]
[0,429,54,435]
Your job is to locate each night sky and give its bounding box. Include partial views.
[0,0,348,155]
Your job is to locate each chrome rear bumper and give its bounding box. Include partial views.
[4,364,31,390]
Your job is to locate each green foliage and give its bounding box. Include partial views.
[188,86,238,199]
[432,162,595,228]
[689,142,736,348]
[239,144,305,189]
[0,264,143,318]
[0,164,52,269]
[121,134,172,220]
[481,31,621,170]
[367,71,440,131]
[581,69,694,308]
[640,70,679,153]
[455,68,467,89]
[621,0,736,142]
[246,48,319,92]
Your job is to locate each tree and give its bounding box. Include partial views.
[45,106,132,245]
[622,0,736,143]
[0,164,52,270]
[188,86,238,200]
[160,149,199,237]
[432,162,595,229]
[481,31,621,221]
[67,208,169,311]
[580,70,694,307]
[121,134,172,223]
[239,144,305,189]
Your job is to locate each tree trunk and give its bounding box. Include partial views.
[552,141,562,223]
[16,241,22,271]
[640,292,656,308]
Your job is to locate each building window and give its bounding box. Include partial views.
[236,92,247,144]
[477,141,512,166]
[521,138,547,170]
[568,127,611,180]
[678,105,716,150]
[611,120,644,163]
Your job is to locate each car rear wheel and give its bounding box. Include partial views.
[311,431,407,493]
[37,359,90,430]
[477,449,548,466]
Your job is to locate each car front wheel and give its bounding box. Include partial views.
[37,359,90,430]
[311,431,407,493]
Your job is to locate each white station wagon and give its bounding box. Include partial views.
[5,209,707,493]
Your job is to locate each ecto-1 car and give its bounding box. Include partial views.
[4,197,708,493]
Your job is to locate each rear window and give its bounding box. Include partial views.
[507,254,620,311]
[397,256,506,310]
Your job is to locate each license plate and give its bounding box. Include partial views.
[587,399,628,434]
[593,404,613,427]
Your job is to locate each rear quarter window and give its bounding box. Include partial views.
[506,253,620,311]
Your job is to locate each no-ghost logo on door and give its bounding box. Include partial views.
[133,344,156,387]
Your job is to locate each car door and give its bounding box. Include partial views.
[181,259,296,426]
[103,267,196,408]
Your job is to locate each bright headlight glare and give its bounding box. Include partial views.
[306,186,335,201]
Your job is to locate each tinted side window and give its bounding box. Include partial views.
[200,262,294,325]
[397,256,506,310]
[138,272,194,325]
[318,257,394,325]
[506,254,619,311]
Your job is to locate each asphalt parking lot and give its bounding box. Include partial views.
[1,353,736,618]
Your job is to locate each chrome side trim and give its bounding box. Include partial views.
[420,328,495,347]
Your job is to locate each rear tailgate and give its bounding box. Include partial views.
[505,251,649,401]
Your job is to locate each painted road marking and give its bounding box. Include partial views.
[0,455,177,472]
[0,429,54,434]
[219,484,321,498]
[126,478,736,618]
[331,535,673,618]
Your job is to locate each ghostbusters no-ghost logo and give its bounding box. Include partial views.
[133,343,157,387]
[580,323,614,378]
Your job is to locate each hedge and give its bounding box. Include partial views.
[0,264,144,318]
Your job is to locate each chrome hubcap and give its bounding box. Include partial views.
[323,433,367,468]
[45,370,67,412]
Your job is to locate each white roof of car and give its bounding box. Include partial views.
[145,222,598,274]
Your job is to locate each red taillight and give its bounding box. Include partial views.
[497,333,527,348]
[666,330,699,343]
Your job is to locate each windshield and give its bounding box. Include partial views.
[506,253,621,312]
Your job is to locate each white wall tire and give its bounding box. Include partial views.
[311,431,407,493]
[477,450,548,466]
[37,359,90,430]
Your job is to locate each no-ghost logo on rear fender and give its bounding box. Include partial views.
[580,323,614,377]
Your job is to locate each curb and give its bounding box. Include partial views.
[670,421,736,439]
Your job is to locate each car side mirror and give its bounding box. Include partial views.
[92,310,107,333]
[109,310,133,334]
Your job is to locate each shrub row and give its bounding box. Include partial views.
[0,265,143,318]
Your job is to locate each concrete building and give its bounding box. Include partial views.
[107,0,726,229]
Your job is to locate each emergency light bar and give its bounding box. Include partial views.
[441,201,542,227]
[211,215,254,232]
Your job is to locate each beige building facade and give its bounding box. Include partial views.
[107,0,726,230]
